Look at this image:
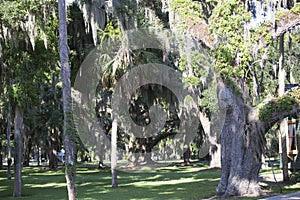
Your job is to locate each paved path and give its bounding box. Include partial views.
[259,192,300,200]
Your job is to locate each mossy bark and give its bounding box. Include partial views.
[216,80,300,197]
[58,0,76,199]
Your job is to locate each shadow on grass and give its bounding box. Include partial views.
[1,165,299,200]
[0,165,220,200]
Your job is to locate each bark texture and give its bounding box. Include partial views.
[111,118,118,188]
[13,106,23,197]
[58,0,76,199]
[216,80,300,197]
[278,33,289,181]
[48,128,59,170]
[7,100,12,180]
[179,4,300,197]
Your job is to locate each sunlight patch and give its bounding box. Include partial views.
[25,182,66,188]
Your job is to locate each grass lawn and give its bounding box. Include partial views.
[0,163,220,200]
[0,164,299,200]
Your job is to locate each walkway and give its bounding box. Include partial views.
[259,192,300,200]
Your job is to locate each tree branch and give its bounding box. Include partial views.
[272,13,300,39]
[257,87,300,131]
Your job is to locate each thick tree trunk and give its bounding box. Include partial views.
[7,100,12,180]
[136,138,156,165]
[216,81,265,197]
[13,106,23,197]
[58,0,76,199]
[216,79,300,197]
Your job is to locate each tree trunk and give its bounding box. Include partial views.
[216,84,265,197]
[0,135,2,170]
[216,79,300,197]
[96,134,105,169]
[278,33,289,181]
[183,147,191,164]
[7,100,12,180]
[13,105,23,197]
[37,146,41,167]
[48,128,59,170]
[23,130,33,167]
[58,0,76,199]
[210,144,221,168]
[199,111,221,168]
[135,138,156,165]
[111,118,118,188]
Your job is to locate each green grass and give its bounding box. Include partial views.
[1,165,300,200]
[0,164,220,200]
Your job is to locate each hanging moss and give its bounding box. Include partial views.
[24,12,38,50]
[77,0,106,45]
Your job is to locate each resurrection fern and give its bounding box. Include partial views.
[259,87,300,121]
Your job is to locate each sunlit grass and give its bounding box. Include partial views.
[0,164,299,200]
[0,165,219,200]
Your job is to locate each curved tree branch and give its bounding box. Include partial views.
[254,87,300,131]
[272,12,300,39]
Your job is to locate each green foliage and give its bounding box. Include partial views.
[258,88,300,121]
[171,0,203,20]
[0,0,59,107]
[291,3,300,14]
[0,0,63,162]
[184,76,200,85]
[170,0,203,30]
[99,21,121,41]
[265,126,279,158]
[275,9,290,20]
[190,51,213,79]
[251,22,272,45]
[210,0,252,82]
[200,78,219,113]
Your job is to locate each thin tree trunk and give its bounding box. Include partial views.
[7,100,12,180]
[38,146,41,167]
[58,0,76,199]
[210,144,221,168]
[13,105,23,197]
[48,128,59,170]
[23,130,33,167]
[183,147,191,164]
[0,133,2,170]
[111,118,118,188]
[278,33,289,181]
[99,136,105,168]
